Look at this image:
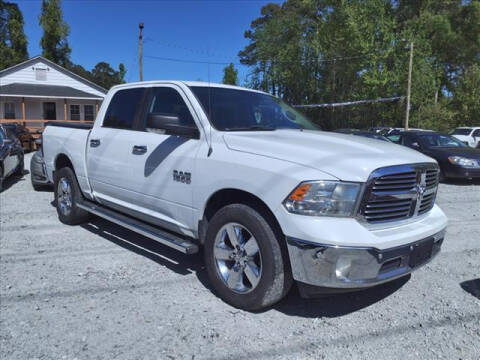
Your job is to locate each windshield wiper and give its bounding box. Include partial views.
[224,125,276,131]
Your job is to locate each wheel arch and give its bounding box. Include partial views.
[54,153,75,172]
[199,188,284,245]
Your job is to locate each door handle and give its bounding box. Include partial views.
[90,139,101,148]
[132,145,147,155]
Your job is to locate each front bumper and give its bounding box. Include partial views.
[286,229,445,289]
[444,165,480,179]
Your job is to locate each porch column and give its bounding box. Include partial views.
[95,101,99,116]
[21,97,26,126]
[64,99,68,121]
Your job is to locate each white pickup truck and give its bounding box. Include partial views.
[42,81,448,310]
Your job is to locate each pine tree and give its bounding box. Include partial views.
[39,0,71,67]
[0,0,28,70]
[222,63,238,85]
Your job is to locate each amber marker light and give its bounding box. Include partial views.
[288,183,311,201]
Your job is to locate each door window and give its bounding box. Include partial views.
[43,102,56,120]
[143,87,196,129]
[472,129,480,137]
[84,105,94,121]
[403,135,420,149]
[70,104,80,120]
[103,88,145,129]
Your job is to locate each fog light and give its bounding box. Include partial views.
[335,256,352,280]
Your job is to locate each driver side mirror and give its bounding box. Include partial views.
[146,113,199,139]
[411,141,420,149]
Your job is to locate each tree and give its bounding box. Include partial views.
[0,0,28,70]
[90,62,126,89]
[238,0,480,130]
[222,63,238,85]
[39,0,71,67]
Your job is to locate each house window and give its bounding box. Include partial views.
[35,68,47,81]
[70,104,80,120]
[4,102,15,119]
[84,105,94,121]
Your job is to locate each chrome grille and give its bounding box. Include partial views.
[359,164,439,224]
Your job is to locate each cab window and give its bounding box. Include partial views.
[142,87,196,129]
[103,88,145,129]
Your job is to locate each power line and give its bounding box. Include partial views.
[293,96,405,108]
[144,52,378,66]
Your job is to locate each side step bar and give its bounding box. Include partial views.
[77,200,199,254]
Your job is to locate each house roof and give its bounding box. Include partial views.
[0,56,107,94]
[0,83,104,100]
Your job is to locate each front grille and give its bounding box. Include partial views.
[359,164,439,224]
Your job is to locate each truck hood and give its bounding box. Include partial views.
[223,129,435,182]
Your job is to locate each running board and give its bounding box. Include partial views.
[77,200,199,254]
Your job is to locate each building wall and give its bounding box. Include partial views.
[0,60,105,97]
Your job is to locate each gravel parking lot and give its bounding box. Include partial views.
[1,153,479,360]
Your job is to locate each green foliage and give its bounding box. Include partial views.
[39,0,71,67]
[451,64,480,127]
[222,63,238,85]
[0,0,28,70]
[89,62,126,89]
[239,0,480,129]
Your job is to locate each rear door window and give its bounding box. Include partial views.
[103,88,145,129]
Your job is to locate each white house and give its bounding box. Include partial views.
[0,56,107,130]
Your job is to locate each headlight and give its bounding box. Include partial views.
[283,181,361,217]
[448,156,480,168]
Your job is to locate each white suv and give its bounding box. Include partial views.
[451,127,480,148]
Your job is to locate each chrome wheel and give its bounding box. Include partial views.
[57,177,72,216]
[213,222,262,293]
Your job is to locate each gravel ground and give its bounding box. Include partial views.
[1,153,479,360]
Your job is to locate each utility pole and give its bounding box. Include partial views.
[405,41,413,131]
[139,22,144,82]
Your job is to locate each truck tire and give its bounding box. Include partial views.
[204,204,292,311]
[54,167,90,225]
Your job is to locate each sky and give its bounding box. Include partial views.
[16,0,280,84]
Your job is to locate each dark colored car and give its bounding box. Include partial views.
[387,131,480,180]
[335,129,391,142]
[2,123,35,152]
[0,125,24,191]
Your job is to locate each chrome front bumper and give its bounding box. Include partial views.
[286,229,445,289]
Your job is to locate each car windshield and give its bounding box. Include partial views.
[190,86,319,131]
[419,134,467,148]
[451,128,472,135]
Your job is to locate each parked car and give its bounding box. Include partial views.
[41,81,447,310]
[450,127,480,148]
[0,125,24,191]
[387,130,480,180]
[335,129,391,142]
[2,123,35,152]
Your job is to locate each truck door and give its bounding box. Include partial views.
[86,87,147,207]
[123,85,202,234]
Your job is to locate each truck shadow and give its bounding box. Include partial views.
[272,275,410,318]
[79,216,409,318]
[80,217,205,278]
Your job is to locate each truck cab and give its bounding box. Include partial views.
[42,81,448,310]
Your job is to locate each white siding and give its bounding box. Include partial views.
[0,60,105,97]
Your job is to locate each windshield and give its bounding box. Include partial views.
[451,128,472,135]
[419,134,467,148]
[190,86,319,131]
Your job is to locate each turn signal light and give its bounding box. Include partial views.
[288,183,311,201]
